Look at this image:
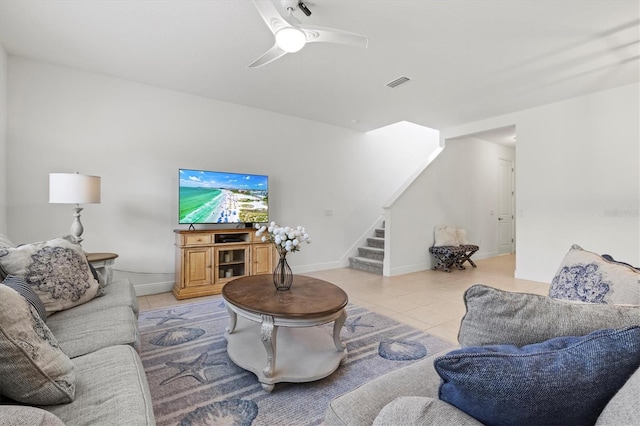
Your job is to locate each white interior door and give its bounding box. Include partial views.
[498,158,514,255]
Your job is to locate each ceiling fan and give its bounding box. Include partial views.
[249,0,368,68]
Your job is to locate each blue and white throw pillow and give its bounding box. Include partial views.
[549,244,640,305]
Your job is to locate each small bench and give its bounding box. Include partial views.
[429,225,479,272]
[429,245,465,272]
[457,244,479,269]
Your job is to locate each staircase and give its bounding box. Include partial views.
[348,226,385,275]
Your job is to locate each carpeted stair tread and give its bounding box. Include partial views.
[359,247,384,254]
[350,256,382,265]
[366,237,385,249]
[349,256,383,275]
[358,247,384,261]
[350,223,386,274]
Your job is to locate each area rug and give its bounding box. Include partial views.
[138,296,455,426]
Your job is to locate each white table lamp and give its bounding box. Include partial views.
[49,172,101,244]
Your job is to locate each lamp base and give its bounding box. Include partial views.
[70,205,84,244]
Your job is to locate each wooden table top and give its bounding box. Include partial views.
[222,274,348,318]
[86,252,119,262]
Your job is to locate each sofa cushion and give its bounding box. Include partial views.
[47,278,139,320]
[0,405,66,426]
[46,305,140,358]
[436,327,640,426]
[0,238,103,316]
[324,350,451,426]
[46,345,155,426]
[373,396,482,426]
[458,284,640,347]
[0,285,75,405]
[549,244,640,304]
[595,366,640,425]
[2,275,47,322]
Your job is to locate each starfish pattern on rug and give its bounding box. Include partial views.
[161,352,227,385]
[344,315,375,333]
[147,309,191,325]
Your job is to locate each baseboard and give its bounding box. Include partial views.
[389,249,497,276]
[388,262,431,276]
[475,250,499,260]
[113,270,175,296]
[292,259,350,274]
[133,280,175,296]
[123,250,496,295]
[122,261,353,296]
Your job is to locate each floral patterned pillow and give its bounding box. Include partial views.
[0,238,103,316]
[549,245,640,305]
[0,284,75,404]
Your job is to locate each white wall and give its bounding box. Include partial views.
[6,57,439,293]
[443,83,639,283]
[384,136,515,275]
[447,137,516,256]
[0,44,6,235]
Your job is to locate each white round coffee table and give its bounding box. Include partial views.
[222,274,348,392]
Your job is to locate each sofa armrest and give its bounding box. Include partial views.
[0,405,66,426]
[372,396,483,426]
[325,350,450,426]
[596,366,640,425]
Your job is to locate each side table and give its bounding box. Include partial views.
[86,252,118,285]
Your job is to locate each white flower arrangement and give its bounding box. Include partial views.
[255,222,310,256]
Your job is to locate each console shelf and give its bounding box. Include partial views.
[173,228,274,299]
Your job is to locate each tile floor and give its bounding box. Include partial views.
[137,254,549,344]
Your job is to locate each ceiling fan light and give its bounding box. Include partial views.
[275,27,306,53]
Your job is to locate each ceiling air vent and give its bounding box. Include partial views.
[386,76,411,88]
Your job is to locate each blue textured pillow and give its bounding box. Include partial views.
[435,327,640,426]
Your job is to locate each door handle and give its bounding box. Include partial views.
[498,218,503,221]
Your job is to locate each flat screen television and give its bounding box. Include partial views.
[179,169,268,226]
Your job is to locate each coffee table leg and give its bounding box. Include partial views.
[261,383,275,393]
[225,304,237,334]
[333,309,347,352]
[260,315,278,380]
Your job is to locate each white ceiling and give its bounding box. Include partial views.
[0,0,638,133]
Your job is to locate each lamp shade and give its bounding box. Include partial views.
[49,173,101,204]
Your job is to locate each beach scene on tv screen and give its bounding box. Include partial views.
[179,169,268,224]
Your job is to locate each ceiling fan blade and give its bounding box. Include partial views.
[248,44,288,68]
[301,25,369,48]
[253,0,295,35]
